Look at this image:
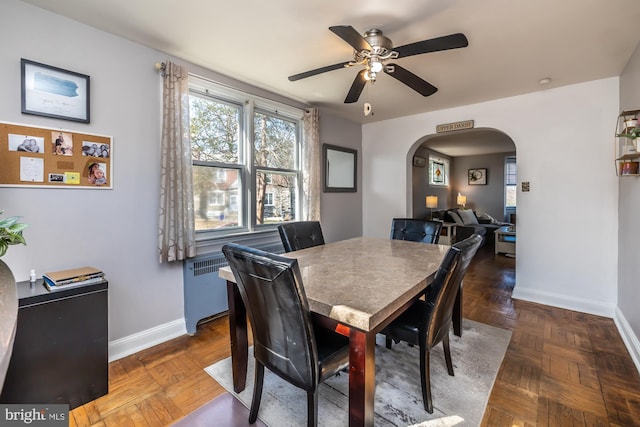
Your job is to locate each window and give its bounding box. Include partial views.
[428,155,449,186]
[189,77,303,235]
[505,156,517,209]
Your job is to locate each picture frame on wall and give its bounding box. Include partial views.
[413,155,426,167]
[21,58,90,123]
[468,168,487,185]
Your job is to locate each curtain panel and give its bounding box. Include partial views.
[302,108,321,221]
[158,61,196,263]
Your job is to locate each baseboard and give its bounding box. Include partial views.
[108,319,187,362]
[511,286,615,317]
[613,307,640,375]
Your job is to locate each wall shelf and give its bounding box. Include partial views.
[615,109,640,176]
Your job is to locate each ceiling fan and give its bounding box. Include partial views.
[288,26,468,104]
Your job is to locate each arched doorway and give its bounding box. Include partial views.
[408,128,516,220]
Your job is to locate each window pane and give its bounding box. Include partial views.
[190,95,240,163]
[506,185,517,208]
[193,165,241,230]
[255,170,297,224]
[253,112,296,169]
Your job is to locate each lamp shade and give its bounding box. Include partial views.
[457,193,467,207]
[426,195,438,209]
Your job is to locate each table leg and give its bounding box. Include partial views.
[226,280,248,393]
[348,328,376,427]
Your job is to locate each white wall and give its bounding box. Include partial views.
[363,78,620,317]
[618,41,640,369]
[0,0,362,359]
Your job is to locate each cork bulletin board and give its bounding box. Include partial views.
[0,121,112,189]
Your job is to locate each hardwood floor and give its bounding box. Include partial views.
[70,245,640,426]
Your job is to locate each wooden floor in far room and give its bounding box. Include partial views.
[69,244,640,427]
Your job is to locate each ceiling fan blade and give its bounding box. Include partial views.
[344,70,367,103]
[288,61,352,81]
[329,25,372,51]
[395,33,468,59]
[384,64,437,96]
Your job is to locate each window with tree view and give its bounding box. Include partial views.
[189,78,302,234]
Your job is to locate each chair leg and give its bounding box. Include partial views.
[453,285,462,337]
[385,336,392,349]
[443,333,454,376]
[307,390,318,427]
[249,361,264,424]
[419,346,433,414]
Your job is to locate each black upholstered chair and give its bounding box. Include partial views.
[222,243,349,427]
[390,218,443,244]
[380,234,483,413]
[278,221,326,252]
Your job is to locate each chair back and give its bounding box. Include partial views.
[222,243,319,391]
[425,234,483,347]
[390,218,443,244]
[278,221,326,252]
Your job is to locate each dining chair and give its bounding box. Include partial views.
[277,221,326,252]
[390,218,443,244]
[221,243,350,427]
[380,233,483,413]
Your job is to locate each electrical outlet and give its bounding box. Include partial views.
[522,181,530,192]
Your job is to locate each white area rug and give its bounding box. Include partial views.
[205,319,511,427]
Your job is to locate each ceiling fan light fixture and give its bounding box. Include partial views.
[364,70,377,82]
[369,57,383,73]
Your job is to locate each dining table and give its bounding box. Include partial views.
[218,236,449,427]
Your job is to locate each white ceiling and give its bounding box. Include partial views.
[19,0,640,129]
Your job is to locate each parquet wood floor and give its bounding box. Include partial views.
[70,245,640,426]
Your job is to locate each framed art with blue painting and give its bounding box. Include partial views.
[21,59,90,123]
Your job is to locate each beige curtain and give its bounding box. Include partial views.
[158,61,196,263]
[302,108,321,221]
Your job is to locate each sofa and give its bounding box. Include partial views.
[432,208,512,244]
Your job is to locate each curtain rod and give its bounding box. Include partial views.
[154,61,310,113]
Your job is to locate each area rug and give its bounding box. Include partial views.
[205,319,511,427]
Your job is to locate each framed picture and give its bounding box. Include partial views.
[21,58,90,123]
[323,143,357,192]
[413,155,426,167]
[468,168,487,185]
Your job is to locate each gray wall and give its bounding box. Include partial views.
[0,0,362,355]
[452,152,516,221]
[412,147,451,218]
[412,148,515,221]
[320,112,363,242]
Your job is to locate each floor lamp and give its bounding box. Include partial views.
[426,195,438,220]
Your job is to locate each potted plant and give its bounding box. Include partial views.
[617,125,640,156]
[0,210,28,258]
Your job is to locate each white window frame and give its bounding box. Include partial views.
[428,155,449,187]
[504,156,517,220]
[189,76,304,240]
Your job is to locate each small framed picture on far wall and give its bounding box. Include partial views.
[468,168,487,185]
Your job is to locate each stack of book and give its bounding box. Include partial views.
[42,266,105,291]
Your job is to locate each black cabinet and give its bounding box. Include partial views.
[0,279,108,409]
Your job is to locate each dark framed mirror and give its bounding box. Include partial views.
[323,143,357,192]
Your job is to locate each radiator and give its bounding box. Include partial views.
[183,241,284,335]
